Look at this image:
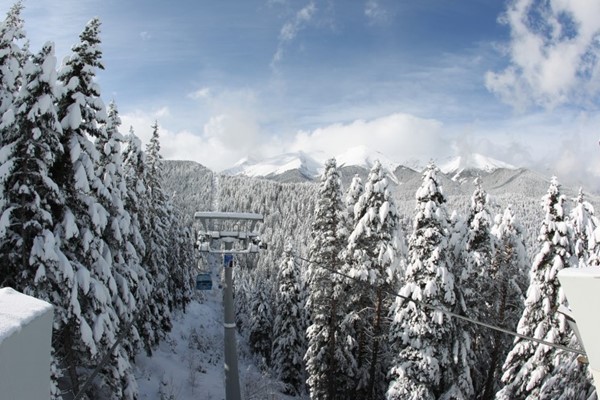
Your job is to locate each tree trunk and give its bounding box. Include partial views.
[367,289,384,400]
[327,296,338,400]
[481,281,508,400]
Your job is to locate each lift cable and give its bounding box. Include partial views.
[295,254,585,357]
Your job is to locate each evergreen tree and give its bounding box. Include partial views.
[271,243,307,395]
[338,173,370,393]
[0,1,25,120]
[122,129,158,354]
[343,160,402,399]
[305,158,354,400]
[480,206,528,399]
[52,18,124,395]
[387,162,462,400]
[143,121,172,335]
[165,199,194,312]
[569,188,598,268]
[248,269,274,368]
[121,124,171,354]
[94,102,146,398]
[454,179,495,398]
[538,333,597,400]
[537,189,598,399]
[0,41,67,398]
[496,177,574,399]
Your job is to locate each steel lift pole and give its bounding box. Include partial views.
[222,242,240,400]
[194,212,265,400]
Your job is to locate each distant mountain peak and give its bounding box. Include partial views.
[440,153,517,182]
[222,151,321,179]
[440,153,516,173]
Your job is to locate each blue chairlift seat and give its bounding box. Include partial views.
[196,273,212,290]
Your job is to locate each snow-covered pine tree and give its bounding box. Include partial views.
[121,128,159,355]
[343,160,402,400]
[271,242,307,395]
[538,334,597,400]
[453,179,495,397]
[97,102,149,330]
[387,162,462,400]
[496,177,574,399]
[305,158,354,400]
[248,268,274,369]
[537,189,598,400]
[93,102,147,397]
[569,188,598,268]
[480,205,528,400]
[0,1,25,120]
[337,172,370,393]
[0,41,68,398]
[123,122,172,353]
[53,18,124,396]
[144,121,173,320]
[165,199,195,312]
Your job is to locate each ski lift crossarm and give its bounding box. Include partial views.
[195,211,265,254]
[194,211,264,232]
[194,211,264,221]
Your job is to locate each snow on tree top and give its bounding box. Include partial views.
[0,287,53,345]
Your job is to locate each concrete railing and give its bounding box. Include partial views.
[0,287,54,399]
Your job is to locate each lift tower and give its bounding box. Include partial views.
[194,211,265,400]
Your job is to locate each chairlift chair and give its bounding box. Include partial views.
[196,272,212,290]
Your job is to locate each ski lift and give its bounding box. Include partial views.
[196,272,212,290]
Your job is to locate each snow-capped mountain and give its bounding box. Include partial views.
[225,146,402,182]
[440,153,517,174]
[440,153,517,182]
[222,152,322,180]
[223,147,518,186]
[335,146,398,172]
[335,146,400,183]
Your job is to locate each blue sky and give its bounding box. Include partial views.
[9,0,600,188]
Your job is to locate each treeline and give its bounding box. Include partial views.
[225,159,598,399]
[0,4,195,399]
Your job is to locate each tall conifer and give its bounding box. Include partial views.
[496,177,574,399]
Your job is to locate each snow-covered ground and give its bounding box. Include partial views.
[134,260,298,400]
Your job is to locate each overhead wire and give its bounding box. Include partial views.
[294,254,585,356]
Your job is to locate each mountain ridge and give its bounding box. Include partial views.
[222,146,519,184]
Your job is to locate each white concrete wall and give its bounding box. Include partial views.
[0,288,54,400]
[558,268,600,392]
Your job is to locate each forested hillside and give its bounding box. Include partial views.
[162,157,599,399]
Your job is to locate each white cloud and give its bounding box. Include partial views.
[365,0,389,25]
[271,1,317,66]
[140,31,151,41]
[188,87,212,100]
[289,113,448,163]
[486,0,600,110]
